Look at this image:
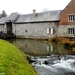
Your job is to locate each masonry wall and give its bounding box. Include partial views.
[8,23,75,38]
[0,25,4,32]
[57,25,75,37]
[14,22,58,39]
[60,0,75,25]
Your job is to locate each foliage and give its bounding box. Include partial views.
[0,10,7,18]
[0,39,38,75]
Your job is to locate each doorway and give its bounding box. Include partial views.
[6,22,12,37]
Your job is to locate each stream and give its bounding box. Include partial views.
[8,39,75,75]
[31,55,75,75]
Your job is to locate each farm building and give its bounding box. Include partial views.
[0,0,75,39]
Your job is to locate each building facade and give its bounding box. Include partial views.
[58,0,75,37]
[0,0,75,39]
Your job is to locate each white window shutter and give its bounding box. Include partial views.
[47,28,49,33]
[51,28,53,34]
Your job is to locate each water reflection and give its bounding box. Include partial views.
[8,39,75,75]
[10,39,71,56]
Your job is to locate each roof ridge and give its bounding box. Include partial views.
[19,10,62,16]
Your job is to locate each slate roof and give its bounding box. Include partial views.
[0,17,8,24]
[15,10,62,23]
[0,13,19,24]
[0,10,62,24]
[6,13,19,22]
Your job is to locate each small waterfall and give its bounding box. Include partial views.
[53,58,75,72]
[31,55,75,75]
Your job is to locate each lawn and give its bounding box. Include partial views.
[0,39,38,75]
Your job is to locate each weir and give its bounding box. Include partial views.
[31,55,75,75]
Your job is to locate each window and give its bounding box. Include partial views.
[68,28,75,34]
[68,15,75,22]
[47,28,53,34]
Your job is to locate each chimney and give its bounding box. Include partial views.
[33,9,36,16]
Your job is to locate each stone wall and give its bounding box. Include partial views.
[57,25,75,37]
[0,25,4,32]
[14,22,58,39]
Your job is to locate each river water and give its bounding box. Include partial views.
[8,39,75,75]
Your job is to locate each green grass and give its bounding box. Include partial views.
[0,39,38,75]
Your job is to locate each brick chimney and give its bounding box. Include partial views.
[33,9,36,16]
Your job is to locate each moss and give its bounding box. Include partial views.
[0,39,38,75]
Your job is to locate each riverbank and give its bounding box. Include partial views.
[47,37,75,54]
[0,39,38,75]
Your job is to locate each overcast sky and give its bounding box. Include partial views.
[0,0,71,15]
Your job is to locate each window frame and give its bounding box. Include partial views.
[68,14,75,22]
[47,28,53,34]
[68,28,75,34]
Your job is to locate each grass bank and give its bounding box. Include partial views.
[0,39,38,75]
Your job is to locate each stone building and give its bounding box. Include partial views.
[58,0,75,37]
[0,0,75,39]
